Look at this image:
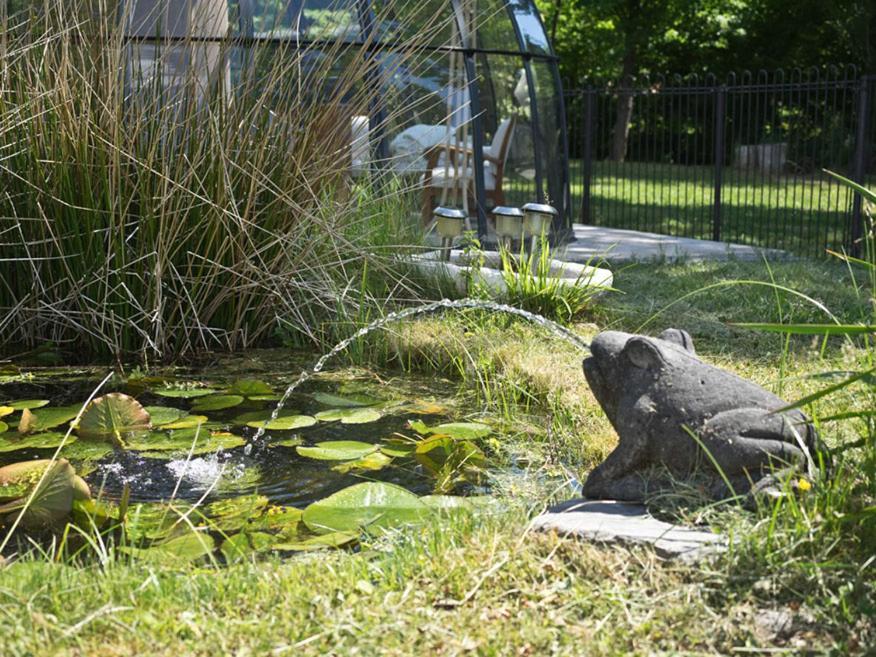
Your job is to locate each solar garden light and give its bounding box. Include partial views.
[522,201,557,253]
[433,206,467,262]
[492,205,525,250]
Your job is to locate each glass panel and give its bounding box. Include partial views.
[507,0,551,56]
[244,0,362,41]
[475,53,536,214]
[466,0,522,52]
[530,60,565,221]
[371,0,461,47]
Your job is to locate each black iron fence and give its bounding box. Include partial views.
[564,67,876,256]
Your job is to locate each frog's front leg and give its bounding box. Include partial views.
[696,407,810,478]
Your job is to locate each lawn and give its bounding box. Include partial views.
[569,161,868,257]
[2,258,874,656]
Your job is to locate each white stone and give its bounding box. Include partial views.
[530,499,727,563]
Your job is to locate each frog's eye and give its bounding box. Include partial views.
[623,337,665,370]
[658,328,696,354]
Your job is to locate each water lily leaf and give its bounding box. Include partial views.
[409,420,491,440]
[247,394,282,402]
[232,409,300,425]
[4,399,50,410]
[311,392,378,408]
[315,408,382,425]
[269,436,303,448]
[0,431,74,453]
[420,495,473,510]
[191,394,245,412]
[256,506,303,533]
[296,440,378,461]
[129,429,244,458]
[205,494,269,532]
[302,482,429,534]
[123,532,216,564]
[227,379,273,396]
[403,400,449,415]
[0,406,14,418]
[153,387,218,399]
[124,502,192,542]
[71,497,119,529]
[331,452,392,474]
[58,440,115,462]
[221,531,276,562]
[144,406,186,427]
[246,415,316,431]
[0,421,6,434]
[161,415,209,430]
[17,405,81,434]
[379,440,417,458]
[415,436,486,471]
[272,530,359,551]
[77,394,151,444]
[0,459,90,528]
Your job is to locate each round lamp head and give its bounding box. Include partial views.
[433,206,467,239]
[521,202,557,237]
[492,206,525,240]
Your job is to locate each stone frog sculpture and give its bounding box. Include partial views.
[582,328,822,501]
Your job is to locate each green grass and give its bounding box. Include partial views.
[569,160,868,256]
[2,258,874,656]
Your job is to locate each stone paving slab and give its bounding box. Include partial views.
[562,224,792,263]
[531,499,727,563]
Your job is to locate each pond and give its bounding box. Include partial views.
[0,351,508,561]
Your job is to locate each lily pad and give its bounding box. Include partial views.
[58,440,115,462]
[256,506,304,533]
[128,429,245,458]
[221,531,276,562]
[205,494,269,532]
[272,530,359,551]
[269,436,303,448]
[302,482,429,534]
[153,388,218,399]
[331,452,392,474]
[296,440,378,461]
[315,408,382,425]
[18,405,81,434]
[0,459,90,528]
[379,440,417,458]
[0,406,14,418]
[247,394,282,402]
[415,436,487,473]
[124,502,194,542]
[0,421,6,434]
[77,394,151,444]
[144,406,186,427]
[191,394,245,412]
[311,392,378,408]
[227,379,273,396]
[4,399,50,410]
[232,409,300,425]
[0,431,74,453]
[409,420,492,440]
[122,532,216,565]
[403,400,449,415]
[161,415,209,430]
[246,415,316,431]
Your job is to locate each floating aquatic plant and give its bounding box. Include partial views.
[77,394,151,445]
[0,459,90,529]
[296,441,378,461]
[315,408,382,424]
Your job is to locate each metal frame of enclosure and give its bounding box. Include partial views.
[123,0,573,241]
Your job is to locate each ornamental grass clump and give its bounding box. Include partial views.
[0,0,456,361]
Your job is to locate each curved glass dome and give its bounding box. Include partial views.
[124,0,571,240]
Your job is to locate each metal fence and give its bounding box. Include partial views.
[564,67,876,256]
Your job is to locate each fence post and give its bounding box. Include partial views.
[712,86,727,242]
[850,76,870,258]
[580,88,595,223]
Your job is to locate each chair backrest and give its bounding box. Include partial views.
[490,117,515,165]
[350,115,370,172]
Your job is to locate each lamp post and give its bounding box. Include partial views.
[433,206,467,262]
[492,205,525,251]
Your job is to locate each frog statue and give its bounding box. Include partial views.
[582,328,823,501]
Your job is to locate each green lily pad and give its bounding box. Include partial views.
[0,459,90,528]
[191,394,245,412]
[71,497,120,529]
[247,394,282,402]
[409,420,492,440]
[161,415,209,430]
[379,440,417,458]
[153,388,218,399]
[0,421,7,434]
[227,379,273,396]
[271,530,359,551]
[0,406,14,418]
[129,430,245,458]
[0,431,74,453]
[302,482,429,534]
[221,531,276,562]
[18,405,81,433]
[122,532,216,565]
[4,399,50,410]
[124,502,194,542]
[144,406,186,427]
[415,436,487,474]
[246,415,316,431]
[331,452,392,474]
[256,506,304,533]
[58,440,115,462]
[296,440,378,461]
[205,494,269,532]
[311,392,378,408]
[77,394,151,443]
[315,408,382,425]
[232,409,300,425]
[269,436,303,448]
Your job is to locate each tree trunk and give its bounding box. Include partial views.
[610,47,637,162]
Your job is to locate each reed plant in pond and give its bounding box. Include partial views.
[0,0,456,361]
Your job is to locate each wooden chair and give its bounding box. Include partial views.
[420,117,516,223]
